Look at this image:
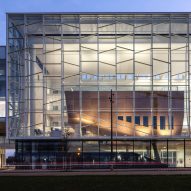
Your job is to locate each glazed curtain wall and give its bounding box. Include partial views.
[7,14,191,138]
[15,140,191,169]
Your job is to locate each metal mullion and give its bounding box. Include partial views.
[171,60,189,63]
[28,14,36,137]
[99,48,115,54]
[18,35,22,136]
[115,16,117,138]
[98,22,115,29]
[135,60,151,67]
[62,23,79,29]
[79,16,82,137]
[187,15,191,138]
[153,20,170,26]
[98,141,100,166]
[135,48,151,54]
[81,61,97,62]
[171,45,188,51]
[169,16,172,136]
[167,139,169,166]
[45,99,62,105]
[61,16,64,137]
[116,20,134,27]
[116,45,133,52]
[23,14,28,137]
[134,22,152,29]
[23,122,44,129]
[184,17,189,138]
[153,48,170,50]
[42,15,46,136]
[133,140,135,164]
[8,48,25,54]
[62,50,79,53]
[99,61,115,67]
[153,71,169,77]
[97,16,100,137]
[153,58,169,64]
[8,22,24,39]
[26,21,43,27]
[172,70,188,76]
[81,45,97,52]
[44,48,61,54]
[8,23,25,29]
[116,58,133,65]
[184,139,186,167]
[133,16,135,137]
[64,61,79,67]
[63,74,80,80]
[151,16,154,137]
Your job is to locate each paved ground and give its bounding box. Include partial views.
[1,168,191,176]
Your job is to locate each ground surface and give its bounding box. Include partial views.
[0,174,191,191]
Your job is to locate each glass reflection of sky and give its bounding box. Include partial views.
[5,149,15,158]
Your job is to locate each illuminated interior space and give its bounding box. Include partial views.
[7,13,191,168]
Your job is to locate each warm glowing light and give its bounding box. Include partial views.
[74,114,176,137]
[75,117,94,124]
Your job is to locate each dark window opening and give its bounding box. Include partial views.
[160,116,165,130]
[53,106,59,111]
[168,116,174,129]
[153,116,157,129]
[135,116,140,125]
[118,116,123,121]
[126,116,132,123]
[143,116,148,127]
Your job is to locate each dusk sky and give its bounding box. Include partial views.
[0,0,191,45]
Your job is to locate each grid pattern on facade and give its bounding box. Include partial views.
[15,139,191,168]
[7,13,191,139]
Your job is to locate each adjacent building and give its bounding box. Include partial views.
[7,13,191,169]
[0,46,6,168]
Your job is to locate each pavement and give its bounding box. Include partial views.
[1,168,191,176]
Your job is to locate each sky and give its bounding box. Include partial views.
[0,0,191,45]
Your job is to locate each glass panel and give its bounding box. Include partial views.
[168,141,184,167]
[116,141,134,167]
[134,141,152,167]
[160,116,166,130]
[83,141,99,163]
[151,140,167,166]
[185,141,191,167]
[7,14,191,140]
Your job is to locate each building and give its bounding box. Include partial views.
[0,46,14,169]
[6,13,191,169]
[0,46,6,168]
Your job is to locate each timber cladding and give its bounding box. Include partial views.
[65,91,184,136]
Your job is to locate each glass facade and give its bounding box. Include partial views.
[0,46,6,126]
[7,13,191,139]
[6,13,191,169]
[15,139,191,169]
[0,46,6,168]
